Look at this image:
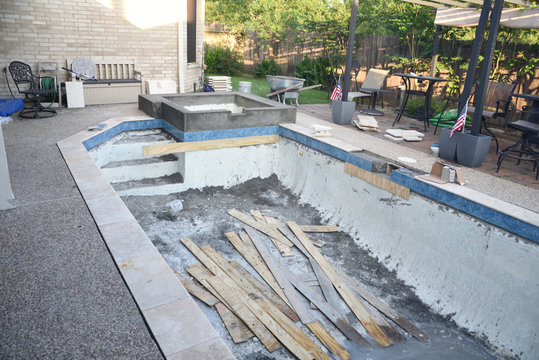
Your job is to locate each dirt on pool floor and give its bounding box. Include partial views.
[122,175,497,360]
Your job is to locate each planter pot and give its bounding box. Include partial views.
[456,132,492,167]
[439,128,460,161]
[331,100,355,125]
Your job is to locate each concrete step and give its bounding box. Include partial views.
[101,154,178,169]
[102,155,181,183]
[113,173,184,197]
[90,129,180,166]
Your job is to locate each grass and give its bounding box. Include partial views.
[208,73,331,105]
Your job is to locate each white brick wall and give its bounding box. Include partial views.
[0,0,205,98]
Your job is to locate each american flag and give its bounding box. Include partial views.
[450,100,468,138]
[330,77,342,101]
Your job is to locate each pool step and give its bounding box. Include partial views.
[113,173,184,197]
[100,154,181,183]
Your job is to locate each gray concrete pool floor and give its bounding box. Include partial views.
[1,103,536,359]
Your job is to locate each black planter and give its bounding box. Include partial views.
[331,100,355,125]
[439,127,460,161]
[456,132,492,167]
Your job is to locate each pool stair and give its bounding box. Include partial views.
[90,129,184,196]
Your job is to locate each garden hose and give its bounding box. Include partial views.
[40,76,56,107]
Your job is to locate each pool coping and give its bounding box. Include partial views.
[57,115,538,358]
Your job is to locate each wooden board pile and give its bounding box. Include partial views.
[177,209,429,359]
[205,76,232,92]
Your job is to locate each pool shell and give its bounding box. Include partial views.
[57,115,539,360]
[139,92,296,133]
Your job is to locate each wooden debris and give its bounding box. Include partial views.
[335,267,430,342]
[174,271,219,306]
[250,210,294,257]
[181,239,281,352]
[300,225,339,233]
[228,209,294,247]
[287,222,393,347]
[230,261,299,322]
[208,277,316,360]
[344,162,410,200]
[215,302,255,343]
[312,239,326,248]
[225,232,291,308]
[279,225,345,318]
[142,135,280,156]
[306,321,351,360]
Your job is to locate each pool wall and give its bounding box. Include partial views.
[66,117,538,359]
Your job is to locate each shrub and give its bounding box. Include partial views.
[254,59,281,78]
[204,43,242,76]
[295,56,331,89]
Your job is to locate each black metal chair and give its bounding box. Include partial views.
[8,61,57,119]
[350,60,361,91]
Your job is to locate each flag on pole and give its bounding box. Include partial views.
[330,77,342,101]
[450,100,468,138]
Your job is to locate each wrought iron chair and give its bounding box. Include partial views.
[8,61,57,119]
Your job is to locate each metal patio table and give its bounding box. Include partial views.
[392,73,447,131]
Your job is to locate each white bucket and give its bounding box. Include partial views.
[238,81,252,93]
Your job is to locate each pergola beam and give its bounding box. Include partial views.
[403,0,446,8]
[428,0,469,8]
[403,0,531,7]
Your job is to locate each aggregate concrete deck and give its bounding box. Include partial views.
[0,105,163,359]
[1,102,537,359]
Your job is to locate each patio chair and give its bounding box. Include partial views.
[8,61,57,119]
[433,80,515,153]
[348,68,389,109]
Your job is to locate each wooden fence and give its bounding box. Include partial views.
[205,23,538,111]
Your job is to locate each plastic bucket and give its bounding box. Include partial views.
[238,81,252,93]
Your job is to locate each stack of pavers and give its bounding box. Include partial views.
[205,76,232,92]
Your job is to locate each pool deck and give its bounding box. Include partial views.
[1,103,537,359]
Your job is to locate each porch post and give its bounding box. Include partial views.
[470,0,505,136]
[430,25,442,77]
[342,0,359,102]
[457,0,492,120]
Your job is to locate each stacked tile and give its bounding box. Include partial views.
[205,76,232,92]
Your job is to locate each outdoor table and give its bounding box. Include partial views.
[358,87,393,116]
[392,73,447,131]
[512,93,539,123]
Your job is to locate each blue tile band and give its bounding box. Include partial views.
[390,169,538,243]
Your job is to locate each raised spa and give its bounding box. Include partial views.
[139,92,296,133]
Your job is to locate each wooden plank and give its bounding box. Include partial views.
[245,227,348,359]
[200,245,299,322]
[251,210,293,257]
[215,302,255,343]
[300,225,339,233]
[245,227,314,325]
[297,84,322,92]
[225,231,291,308]
[278,225,345,318]
[230,261,299,323]
[312,239,326,248]
[287,222,393,347]
[181,238,281,352]
[173,271,219,306]
[142,135,280,156]
[228,209,293,247]
[187,264,229,305]
[335,267,429,342]
[306,321,350,360]
[344,162,410,200]
[208,277,314,360]
[266,84,302,97]
[289,272,372,348]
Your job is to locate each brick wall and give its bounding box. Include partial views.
[0,0,204,98]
